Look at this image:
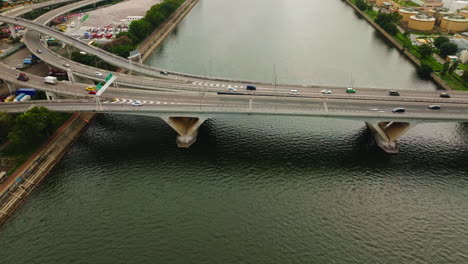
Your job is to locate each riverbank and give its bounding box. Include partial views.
[139,0,199,62]
[343,0,463,91]
[0,112,95,225]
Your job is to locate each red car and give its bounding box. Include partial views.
[17,73,29,82]
[88,91,97,95]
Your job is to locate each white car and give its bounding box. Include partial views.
[63,63,70,67]
[321,89,332,94]
[131,101,143,106]
[95,72,103,77]
[227,87,237,92]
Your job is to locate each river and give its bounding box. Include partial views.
[0,0,466,263]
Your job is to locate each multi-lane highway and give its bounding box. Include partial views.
[1,92,468,123]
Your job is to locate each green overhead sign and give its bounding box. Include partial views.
[105,73,113,82]
[81,14,89,23]
[96,82,103,90]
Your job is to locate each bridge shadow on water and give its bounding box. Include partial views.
[67,114,468,173]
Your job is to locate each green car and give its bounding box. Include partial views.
[346,88,356,93]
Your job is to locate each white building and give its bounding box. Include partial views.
[442,0,468,11]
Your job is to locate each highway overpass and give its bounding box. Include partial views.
[1,94,467,152]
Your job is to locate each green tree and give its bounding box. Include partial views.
[433,36,449,49]
[8,107,63,146]
[0,112,13,142]
[418,44,433,58]
[107,45,136,58]
[441,61,450,75]
[417,62,433,79]
[439,42,458,58]
[128,19,152,43]
[356,0,370,11]
[448,60,459,75]
[375,12,402,35]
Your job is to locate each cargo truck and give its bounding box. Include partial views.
[16,88,37,96]
[19,95,31,102]
[44,76,57,85]
[14,93,25,102]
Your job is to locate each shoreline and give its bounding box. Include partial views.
[0,112,96,225]
[342,0,453,90]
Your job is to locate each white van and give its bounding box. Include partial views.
[290,89,299,95]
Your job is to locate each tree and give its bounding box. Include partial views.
[448,61,459,75]
[417,62,433,79]
[107,45,136,58]
[375,12,402,35]
[418,44,433,58]
[128,19,152,43]
[433,36,449,49]
[439,42,458,58]
[441,61,450,75]
[356,0,370,11]
[8,107,63,146]
[0,112,13,142]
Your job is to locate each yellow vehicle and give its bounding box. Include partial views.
[85,86,96,91]
[4,95,15,102]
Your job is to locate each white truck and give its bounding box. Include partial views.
[44,76,57,85]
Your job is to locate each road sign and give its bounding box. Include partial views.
[105,73,113,82]
[96,82,103,90]
[96,76,117,97]
[81,14,89,23]
[128,49,141,59]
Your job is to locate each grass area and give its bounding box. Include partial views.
[459,64,468,70]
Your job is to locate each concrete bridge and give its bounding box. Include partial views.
[1,94,467,152]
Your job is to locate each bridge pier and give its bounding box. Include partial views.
[45,91,57,101]
[8,24,17,39]
[366,121,415,153]
[161,116,206,148]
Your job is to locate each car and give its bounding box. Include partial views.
[321,89,332,94]
[392,107,405,113]
[428,105,441,110]
[95,72,103,77]
[17,73,29,82]
[160,71,168,75]
[36,49,42,54]
[227,87,237,92]
[246,85,256,91]
[85,86,96,91]
[440,93,450,98]
[389,90,400,96]
[346,87,356,93]
[88,91,97,95]
[63,63,70,67]
[290,89,299,95]
[14,64,23,70]
[131,101,143,106]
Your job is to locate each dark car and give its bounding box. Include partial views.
[440,93,451,98]
[160,71,168,75]
[17,73,29,82]
[392,107,405,113]
[88,91,97,95]
[389,90,400,96]
[246,85,256,91]
[428,105,441,110]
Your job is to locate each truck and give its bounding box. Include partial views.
[14,93,25,102]
[16,88,37,96]
[22,58,32,64]
[22,54,40,64]
[47,37,59,46]
[44,76,57,85]
[48,69,67,77]
[19,95,31,102]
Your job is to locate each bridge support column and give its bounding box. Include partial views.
[8,24,17,39]
[161,116,206,148]
[365,121,415,153]
[5,81,15,94]
[45,91,57,101]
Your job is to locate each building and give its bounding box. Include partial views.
[441,0,468,11]
[409,14,436,31]
[440,15,468,32]
[460,9,468,18]
[399,8,420,22]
